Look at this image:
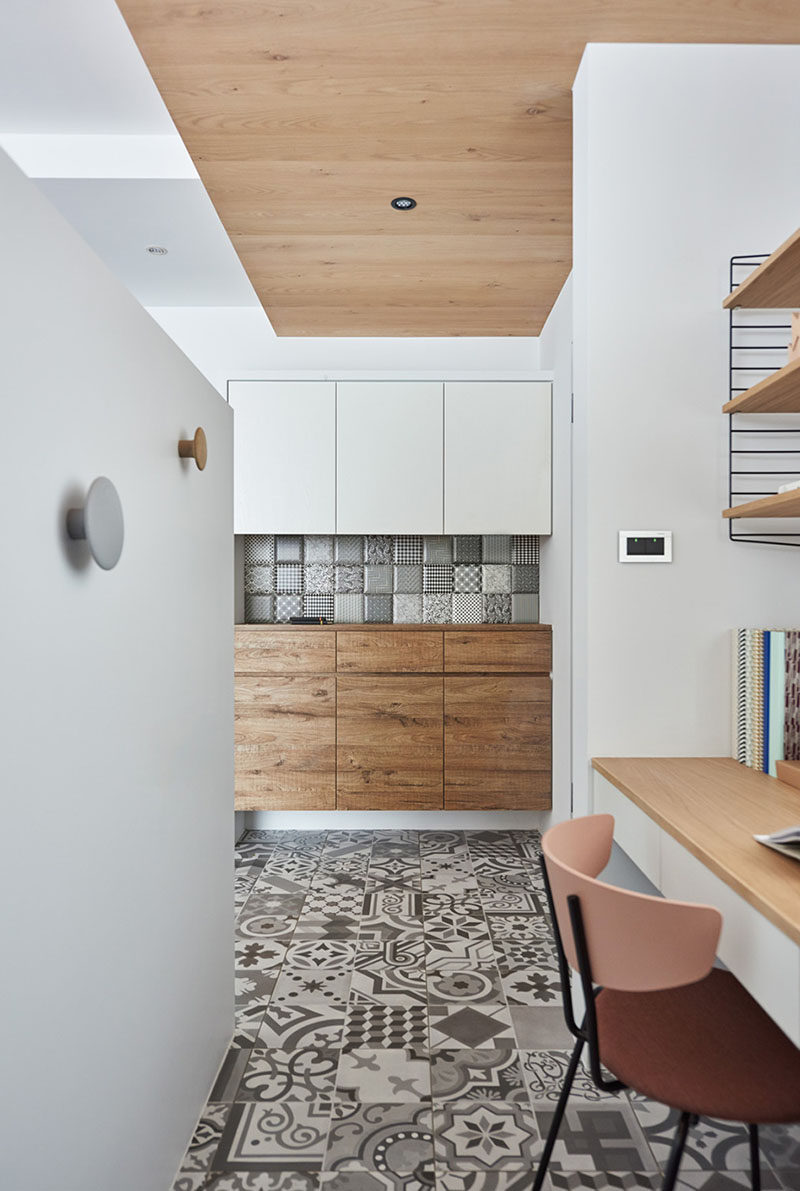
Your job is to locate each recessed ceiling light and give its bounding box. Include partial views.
[146,245,168,255]
[390,197,416,210]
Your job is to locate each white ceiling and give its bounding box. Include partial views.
[37,178,259,306]
[0,1,261,312]
[0,0,170,134]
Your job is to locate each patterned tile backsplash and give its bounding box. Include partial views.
[243,535,540,624]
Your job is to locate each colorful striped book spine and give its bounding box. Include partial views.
[732,628,795,774]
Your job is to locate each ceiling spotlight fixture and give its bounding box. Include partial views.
[390,197,417,210]
[146,245,168,255]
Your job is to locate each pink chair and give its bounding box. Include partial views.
[534,814,800,1191]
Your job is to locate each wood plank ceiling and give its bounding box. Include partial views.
[117,1,800,336]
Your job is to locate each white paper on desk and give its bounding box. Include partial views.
[755,827,800,859]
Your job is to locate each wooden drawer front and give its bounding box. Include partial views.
[444,629,551,673]
[235,675,335,810]
[337,675,443,809]
[444,675,551,810]
[337,631,443,673]
[235,629,335,675]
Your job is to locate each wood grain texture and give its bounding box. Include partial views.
[235,627,335,673]
[337,675,443,808]
[722,356,800,415]
[592,757,800,946]
[723,488,800,519]
[235,674,335,809]
[444,628,551,673]
[116,0,800,336]
[337,630,443,673]
[776,759,800,792]
[444,674,551,809]
[723,227,800,310]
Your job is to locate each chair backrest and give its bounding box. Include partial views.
[542,814,722,992]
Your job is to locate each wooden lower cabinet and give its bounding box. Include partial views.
[235,673,336,810]
[337,675,444,810]
[444,674,551,810]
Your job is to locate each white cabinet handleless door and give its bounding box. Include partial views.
[230,380,335,534]
[444,381,552,533]
[336,381,444,534]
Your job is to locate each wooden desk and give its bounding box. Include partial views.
[591,757,800,1045]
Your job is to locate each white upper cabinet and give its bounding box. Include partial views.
[229,380,336,534]
[336,381,444,534]
[444,381,552,533]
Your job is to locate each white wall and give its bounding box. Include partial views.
[147,305,541,393]
[539,274,573,823]
[572,44,800,812]
[0,150,233,1191]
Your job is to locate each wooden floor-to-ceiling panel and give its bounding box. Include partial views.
[117,0,800,336]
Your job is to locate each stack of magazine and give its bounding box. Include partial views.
[732,628,800,777]
[755,826,800,860]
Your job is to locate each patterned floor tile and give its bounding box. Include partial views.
[433,1101,540,1170]
[212,1047,254,1102]
[430,1050,527,1103]
[337,1049,431,1102]
[205,1179,318,1191]
[272,968,353,1007]
[629,1097,751,1172]
[294,915,362,940]
[434,1175,541,1191]
[520,1052,624,1105]
[254,870,313,898]
[544,1175,663,1191]
[236,941,289,974]
[350,965,428,1007]
[312,872,368,895]
[238,909,302,943]
[529,1100,658,1172]
[422,912,491,947]
[430,1005,515,1050]
[362,887,423,918]
[485,915,552,944]
[181,1103,232,1172]
[172,1171,208,1191]
[215,1101,333,1172]
[257,1003,349,1050]
[355,937,426,971]
[427,970,505,1007]
[238,1050,340,1102]
[501,968,561,1008]
[368,858,422,884]
[358,915,424,942]
[509,1007,572,1050]
[237,972,278,1012]
[343,1003,429,1051]
[477,888,547,914]
[497,940,560,971]
[424,939,498,971]
[418,833,467,854]
[321,1170,434,1191]
[325,1103,434,1172]
[677,1175,781,1191]
[286,940,358,969]
[759,1123,800,1171]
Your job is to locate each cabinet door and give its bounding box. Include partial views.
[235,674,336,810]
[337,675,444,809]
[337,381,443,533]
[230,380,335,533]
[444,381,551,533]
[444,675,551,810]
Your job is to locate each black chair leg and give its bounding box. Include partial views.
[532,1035,585,1191]
[749,1124,760,1191]
[661,1111,692,1191]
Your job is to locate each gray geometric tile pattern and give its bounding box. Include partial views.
[173,830,800,1188]
[243,537,540,624]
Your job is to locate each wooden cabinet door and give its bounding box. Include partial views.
[337,675,444,810]
[444,381,551,533]
[444,675,551,809]
[229,380,335,533]
[336,381,443,533]
[235,674,336,810]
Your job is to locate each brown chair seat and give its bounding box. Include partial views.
[597,967,800,1123]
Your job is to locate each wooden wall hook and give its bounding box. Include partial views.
[178,426,207,470]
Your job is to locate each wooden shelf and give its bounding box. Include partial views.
[722,356,800,414]
[723,488,800,519]
[723,228,800,309]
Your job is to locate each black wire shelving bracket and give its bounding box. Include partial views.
[727,254,800,547]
